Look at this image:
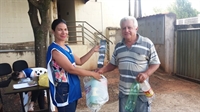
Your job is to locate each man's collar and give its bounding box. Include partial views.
[121,34,142,45]
[136,34,142,44]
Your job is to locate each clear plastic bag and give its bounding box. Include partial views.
[83,75,109,112]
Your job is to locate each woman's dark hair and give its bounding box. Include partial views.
[51,19,67,31]
[11,71,20,81]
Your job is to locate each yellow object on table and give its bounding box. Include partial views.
[38,73,49,87]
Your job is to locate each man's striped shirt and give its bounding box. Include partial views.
[110,34,160,95]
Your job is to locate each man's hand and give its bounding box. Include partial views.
[136,72,149,83]
[91,71,102,81]
[95,68,103,74]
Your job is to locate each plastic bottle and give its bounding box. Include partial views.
[139,80,155,103]
[125,82,139,112]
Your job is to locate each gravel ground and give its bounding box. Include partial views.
[1,69,200,112]
[76,69,200,112]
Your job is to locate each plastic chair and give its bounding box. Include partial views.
[0,63,12,104]
[12,60,30,111]
[12,60,28,72]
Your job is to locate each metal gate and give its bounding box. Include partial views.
[175,27,200,82]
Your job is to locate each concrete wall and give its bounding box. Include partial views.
[0,44,98,70]
[137,13,176,73]
[75,0,103,34]
[164,13,176,73]
[0,0,34,43]
[0,0,130,43]
[106,27,121,60]
[70,45,99,70]
[154,14,176,73]
[74,0,130,35]
[0,0,132,70]
[0,51,35,67]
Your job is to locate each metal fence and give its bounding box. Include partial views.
[175,27,200,82]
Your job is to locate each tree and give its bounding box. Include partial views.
[167,0,199,19]
[27,0,53,67]
[153,7,166,14]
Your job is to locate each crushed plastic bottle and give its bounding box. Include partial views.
[139,80,155,103]
[125,82,139,112]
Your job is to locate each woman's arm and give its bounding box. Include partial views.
[74,45,100,66]
[52,50,101,80]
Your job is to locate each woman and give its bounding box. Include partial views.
[46,19,101,112]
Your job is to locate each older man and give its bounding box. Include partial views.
[97,16,160,112]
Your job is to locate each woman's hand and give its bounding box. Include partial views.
[93,45,100,52]
[91,71,101,81]
[95,68,103,74]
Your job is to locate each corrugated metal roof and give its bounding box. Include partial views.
[137,12,172,19]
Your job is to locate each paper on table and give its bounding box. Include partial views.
[13,83,37,89]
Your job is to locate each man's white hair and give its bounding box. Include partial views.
[120,16,138,28]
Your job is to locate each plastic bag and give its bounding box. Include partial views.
[38,73,49,87]
[83,75,109,112]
